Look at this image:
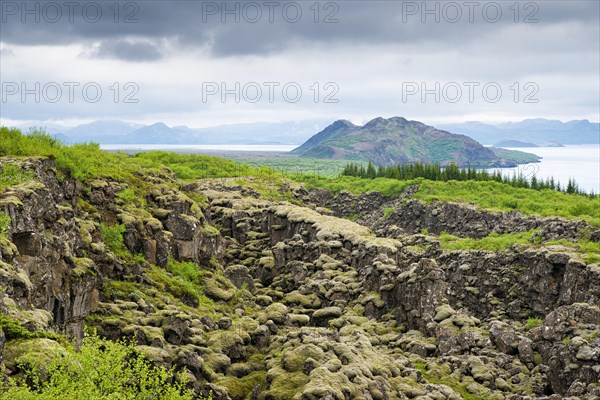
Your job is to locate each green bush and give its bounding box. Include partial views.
[0,335,198,399]
[168,258,202,283]
[100,223,128,258]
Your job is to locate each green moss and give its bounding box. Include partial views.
[202,224,221,237]
[203,274,236,302]
[218,371,266,400]
[264,303,289,324]
[284,291,322,309]
[77,219,96,245]
[72,257,95,277]
[103,280,148,301]
[416,361,494,400]
[0,314,60,341]
[77,198,98,214]
[3,338,67,375]
[281,344,326,373]
[266,369,308,400]
[404,244,429,255]
[546,238,600,264]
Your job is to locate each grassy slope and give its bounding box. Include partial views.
[490,147,541,163]
[297,175,600,227]
[2,127,598,227]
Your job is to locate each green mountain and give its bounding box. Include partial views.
[292,117,539,166]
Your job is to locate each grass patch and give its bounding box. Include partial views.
[116,187,145,207]
[439,230,539,251]
[0,164,34,187]
[526,317,543,330]
[293,174,599,226]
[148,260,216,310]
[414,180,600,226]
[167,258,202,283]
[147,265,202,307]
[296,175,416,198]
[383,207,394,218]
[438,230,600,264]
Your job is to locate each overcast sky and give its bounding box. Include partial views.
[0,0,598,128]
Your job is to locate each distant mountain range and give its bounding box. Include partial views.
[291,117,540,167]
[14,118,597,146]
[26,119,330,145]
[437,119,599,145]
[11,118,600,146]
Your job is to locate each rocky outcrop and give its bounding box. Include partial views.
[203,179,600,398]
[311,187,598,242]
[0,157,100,343]
[1,159,599,399]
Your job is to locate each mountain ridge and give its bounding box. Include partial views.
[292,116,539,166]
[438,119,599,145]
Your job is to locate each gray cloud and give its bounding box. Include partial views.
[85,39,163,62]
[0,1,598,58]
[0,1,597,124]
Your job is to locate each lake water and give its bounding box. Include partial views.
[101,143,599,194]
[487,145,599,194]
[100,144,299,152]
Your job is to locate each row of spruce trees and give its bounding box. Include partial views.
[341,162,595,197]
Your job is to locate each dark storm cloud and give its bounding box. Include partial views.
[0,1,598,59]
[87,39,163,62]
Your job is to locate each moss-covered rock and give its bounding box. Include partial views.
[217,370,267,400]
[3,338,67,378]
[203,274,236,302]
[265,303,289,325]
[265,367,308,400]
